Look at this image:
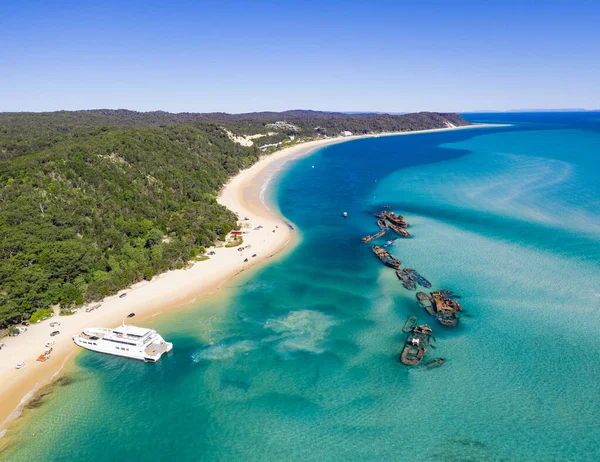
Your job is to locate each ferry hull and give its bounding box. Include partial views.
[72,329,173,362]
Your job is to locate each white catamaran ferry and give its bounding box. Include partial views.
[73,323,173,362]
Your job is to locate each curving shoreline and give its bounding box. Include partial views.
[0,123,498,434]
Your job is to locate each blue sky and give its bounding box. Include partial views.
[1,0,599,113]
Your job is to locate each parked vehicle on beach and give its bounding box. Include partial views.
[45,341,55,348]
[50,322,61,327]
[22,321,30,326]
[0,342,5,350]
[119,293,128,298]
[50,330,60,336]
[85,303,102,312]
[127,313,135,318]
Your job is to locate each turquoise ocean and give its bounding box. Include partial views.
[3,113,600,461]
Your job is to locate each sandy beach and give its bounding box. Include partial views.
[0,123,496,433]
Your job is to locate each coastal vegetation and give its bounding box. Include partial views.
[28,307,54,324]
[0,110,470,327]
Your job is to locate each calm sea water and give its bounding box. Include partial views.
[3,113,600,461]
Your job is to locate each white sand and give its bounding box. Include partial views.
[0,123,498,431]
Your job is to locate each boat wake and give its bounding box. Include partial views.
[191,340,259,362]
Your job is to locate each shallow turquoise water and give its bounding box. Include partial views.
[4,114,600,461]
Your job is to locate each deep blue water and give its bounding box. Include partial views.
[3,113,600,461]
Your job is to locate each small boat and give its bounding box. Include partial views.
[342,212,348,218]
[396,270,417,290]
[428,292,460,327]
[438,313,458,327]
[385,212,408,227]
[389,224,411,238]
[386,239,396,246]
[119,293,127,298]
[424,358,446,370]
[402,316,417,333]
[372,245,401,269]
[361,229,386,243]
[416,292,430,301]
[432,290,463,311]
[15,361,25,369]
[400,325,432,366]
[377,219,388,230]
[404,269,432,288]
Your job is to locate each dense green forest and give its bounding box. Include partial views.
[0,110,470,326]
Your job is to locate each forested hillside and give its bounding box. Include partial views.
[0,110,471,326]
